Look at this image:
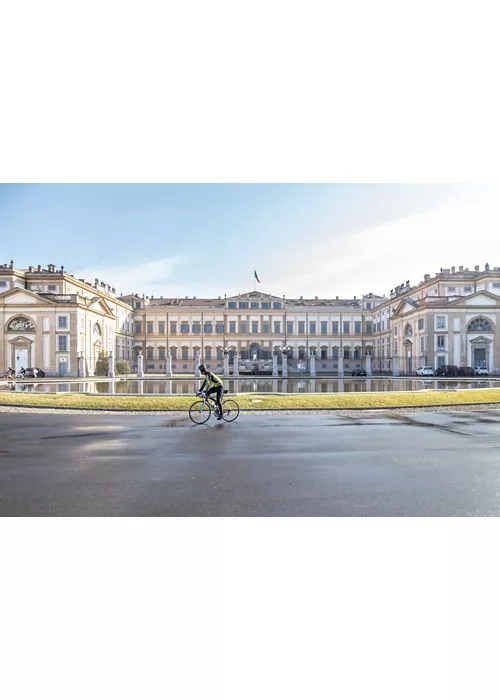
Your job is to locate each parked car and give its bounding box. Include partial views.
[24,367,46,378]
[416,366,434,376]
[351,368,367,376]
[435,365,459,377]
[475,366,489,376]
[458,366,475,377]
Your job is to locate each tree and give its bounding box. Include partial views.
[115,359,131,375]
[94,351,109,376]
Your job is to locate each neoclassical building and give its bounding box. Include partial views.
[1,260,500,376]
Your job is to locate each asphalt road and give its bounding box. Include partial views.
[1,410,500,516]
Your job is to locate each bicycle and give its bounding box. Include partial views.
[189,389,240,425]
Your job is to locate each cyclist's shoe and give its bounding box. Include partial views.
[217,414,222,420]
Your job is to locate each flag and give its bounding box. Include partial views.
[254,269,261,283]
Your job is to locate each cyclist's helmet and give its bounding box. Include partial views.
[199,364,206,373]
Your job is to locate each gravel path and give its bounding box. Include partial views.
[1,403,500,417]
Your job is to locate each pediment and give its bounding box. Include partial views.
[451,291,500,307]
[393,298,419,317]
[469,335,493,344]
[87,296,115,317]
[0,288,52,305]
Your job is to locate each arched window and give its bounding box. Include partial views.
[404,323,413,336]
[467,317,493,332]
[7,316,35,332]
[93,323,102,336]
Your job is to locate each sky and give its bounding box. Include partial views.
[0,183,498,299]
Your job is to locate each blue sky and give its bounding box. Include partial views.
[0,184,497,298]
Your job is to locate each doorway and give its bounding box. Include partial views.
[474,348,486,368]
[15,348,29,373]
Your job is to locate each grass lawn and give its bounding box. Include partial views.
[1,389,500,411]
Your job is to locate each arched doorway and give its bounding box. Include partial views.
[404,339,413,374]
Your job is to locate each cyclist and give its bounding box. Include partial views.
[197,365,223,420]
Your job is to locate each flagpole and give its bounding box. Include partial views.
[253,268,256,292]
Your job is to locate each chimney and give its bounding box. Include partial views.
[451,266,455,274]
[475,265,479,271]
[336,296,339,300]
[459,266,463,272]
[28,266,33,273]
[38,265,42,272]
[300,296,303,300]
[315,296,318,299]
[485,263,490,271]
[424,274,430,281]
[354,295,356,300]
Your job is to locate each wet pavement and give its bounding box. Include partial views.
[1,411,500,516]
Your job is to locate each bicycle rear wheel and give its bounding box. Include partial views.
[221,399,240,422]
[189,400,211,424]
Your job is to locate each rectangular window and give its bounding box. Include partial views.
[298,349,305,360]
[135,322,142,334]
[229,321,236,333]
[273,303,282,309]
[263,322,269,334]
[436,316,446,329]
[447,287,456,293]
[437,355,446,367]
[171,348,177,359]
[366,322,373,334]
[354,349,360,360]
[309,322,316,334]
[418,318,424,330]
[298,322,305,334]
[159,348,166,360]
[394,342,397,355]
[134,301,141,309]
[147,348,153,359]
[203,323,212,333]
[192,323,201,334]
[321,322,327,334]
[0,281,7,287]
[261,302,270,309]
[58,335,67,352]
[147,322,154,334]
[332,322,339,334]
[343,322,350,335]
[180,323,189,334]
[420,337,425,353]
[366,302,372,309]
[215,323,224,334]
[240,322,247,333]
[287,322,294,335]
[159,322,165,334]
[332,348,339,360]
[205,347,212,360]
[274,322,281,334]
[217,347,223,360]
[355,322,361,334]
[239,302,249,309]
[57,316,68,329]
[343,348,349,359]
[382,321,385,331]
[252,321,259,333]
[48,285,57,292]
[437,335,445,350]
[170,322,177,334]
[321,348,327,360]
[492,283,500,288]
[251,302,260,309]
[464,286,473,293]
[228,302,237,309]
[80,318,85,329]
[182,348,189,360]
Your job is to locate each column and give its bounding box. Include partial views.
[223,352,229,378]
[282,351,288,378]
[78,351,86,378]
[272,352,278,378]
[392,355,399,377]
[310,351,316,377]
[194,351,200,378]
[137,351,144,378]
[337,354,344,377]
[365,353,372,377]
[137,380,144,394]
[165,351,172,378]
[233,349,239,377]
[108,351,115,378]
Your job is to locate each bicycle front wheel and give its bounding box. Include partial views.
[189,400,211,425]
[221,399,240,422]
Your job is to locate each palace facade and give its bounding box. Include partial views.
[1,261,500,376]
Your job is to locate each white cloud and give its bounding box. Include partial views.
[73,256,184,297]
[262,186,500,298]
